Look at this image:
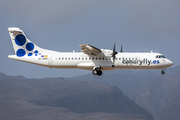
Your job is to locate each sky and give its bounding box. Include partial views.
[0,0,180,78]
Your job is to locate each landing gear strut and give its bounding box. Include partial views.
[161,68,165,75]
[93,67,102,76]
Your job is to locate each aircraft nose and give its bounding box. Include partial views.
[168,60,173,66]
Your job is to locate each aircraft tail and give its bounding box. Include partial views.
[8,27,44,57]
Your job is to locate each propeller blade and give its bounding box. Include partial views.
[120,43,123,52]
[112,42,117,66]
[112,43,115,57]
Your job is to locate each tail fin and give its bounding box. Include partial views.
[8,27,42,57]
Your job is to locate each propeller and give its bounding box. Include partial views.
[112,42,118,67]
[120,43,123,52]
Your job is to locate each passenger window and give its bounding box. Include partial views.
[78,58,80,60]
[72,58,73,60]
[59,58,61,60]
[92,57,94,60]
[75,58,77,60]
[96,58,97,60]
[102,58,104,60]
[69,58,70,60]
[99,58,101,60]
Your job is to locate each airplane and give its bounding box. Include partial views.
[8,27,173,76]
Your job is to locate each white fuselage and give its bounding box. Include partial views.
[8,51,173,71]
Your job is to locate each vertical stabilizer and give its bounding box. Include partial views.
[8,27,43,57]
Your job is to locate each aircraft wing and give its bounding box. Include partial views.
[79,44,101,55]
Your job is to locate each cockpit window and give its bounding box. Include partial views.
[161,55,166,58]
[156,55,166,58]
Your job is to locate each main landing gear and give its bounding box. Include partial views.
[93,67,102,76]
[161,68,165,75]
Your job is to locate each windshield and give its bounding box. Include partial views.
[156,55,166,58]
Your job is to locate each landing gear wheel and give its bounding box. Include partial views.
[97,71,102,76]
[93,70,98,75]
[161,71,165,75]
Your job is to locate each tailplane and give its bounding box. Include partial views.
[8,27,43,57]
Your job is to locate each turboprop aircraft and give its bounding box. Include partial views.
[8,27,173,76]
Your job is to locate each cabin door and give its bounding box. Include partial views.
[48,57,53,65]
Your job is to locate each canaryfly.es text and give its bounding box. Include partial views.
[122,58,160,65]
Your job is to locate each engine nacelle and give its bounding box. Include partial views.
[95,49,113,57]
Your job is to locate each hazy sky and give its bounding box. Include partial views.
[0,0,179,78]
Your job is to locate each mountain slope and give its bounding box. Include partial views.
[69,66,180,120]
[160,94,180,120]
[0,73,153,120]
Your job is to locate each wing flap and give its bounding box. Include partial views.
[79,44,101,55]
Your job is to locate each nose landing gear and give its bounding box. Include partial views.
[161,68,165,75]
[161,70,165,74]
